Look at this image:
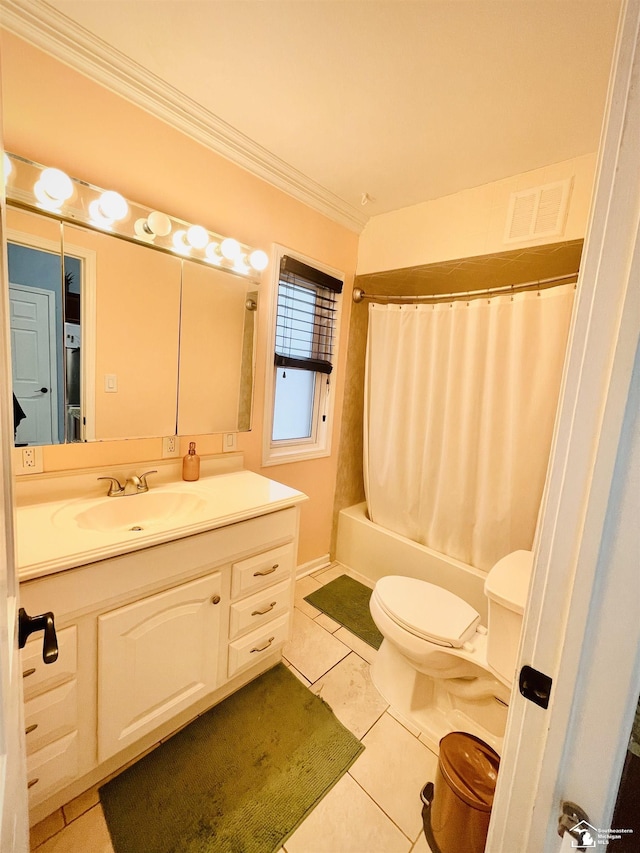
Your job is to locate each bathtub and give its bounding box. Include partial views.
[335,502,489,623]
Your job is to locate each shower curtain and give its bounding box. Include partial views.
[364,283,575,572]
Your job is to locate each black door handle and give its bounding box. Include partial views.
[18,608,58,664]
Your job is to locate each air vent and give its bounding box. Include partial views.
[504,178,573,243]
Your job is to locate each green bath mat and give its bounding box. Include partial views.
[99,664,363,853]
[304,574,383,650]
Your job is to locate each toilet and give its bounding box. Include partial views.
[369,550,533,753]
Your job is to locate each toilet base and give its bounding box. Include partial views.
[371,639,508,754]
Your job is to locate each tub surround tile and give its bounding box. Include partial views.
[350,712,439,840]
[311,652,388,739]
[34,806,113,853]
[284,773,411,853]
[283,608,350,683]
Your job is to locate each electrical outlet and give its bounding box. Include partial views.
[14,445,44,474]
[162,436,180,458]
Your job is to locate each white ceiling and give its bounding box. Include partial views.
[6,1,621,230]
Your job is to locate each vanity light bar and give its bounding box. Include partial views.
[3,153,269,279]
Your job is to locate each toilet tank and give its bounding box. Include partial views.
[484,550,533,685]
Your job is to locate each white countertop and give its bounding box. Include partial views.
[17,469,307,581]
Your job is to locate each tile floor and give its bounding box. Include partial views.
[30,563,437,853]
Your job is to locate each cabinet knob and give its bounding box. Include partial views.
[211,595,221,605]
[27,778,39,789]
[25,724,38,735]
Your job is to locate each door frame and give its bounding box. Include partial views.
[488,2,640,849]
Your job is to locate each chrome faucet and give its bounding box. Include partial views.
[97,470,157,497]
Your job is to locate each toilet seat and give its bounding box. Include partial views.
[373,576,481,648]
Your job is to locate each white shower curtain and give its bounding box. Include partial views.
[364,284,575,572]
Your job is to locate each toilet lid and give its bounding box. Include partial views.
[374,576,481,648]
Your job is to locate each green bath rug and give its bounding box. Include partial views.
[304,574,383,650]
[99,664,363,853]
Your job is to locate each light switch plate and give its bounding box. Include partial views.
[223,433,237,453]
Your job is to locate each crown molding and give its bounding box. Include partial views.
[1,0,367,233]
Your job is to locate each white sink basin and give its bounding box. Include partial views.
[54,490,206,533]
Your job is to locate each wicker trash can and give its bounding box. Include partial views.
[421,732,500,853]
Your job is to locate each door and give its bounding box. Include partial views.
[9,283,58,445]
[488,3,640,850]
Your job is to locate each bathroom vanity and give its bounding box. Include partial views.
[16,459,306,825]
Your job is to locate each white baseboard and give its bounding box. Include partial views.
[296,554,331,578]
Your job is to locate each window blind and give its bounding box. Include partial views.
[274,256,343,375]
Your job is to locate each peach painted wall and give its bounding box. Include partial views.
[357,153,597,274]
[1,31,359,567]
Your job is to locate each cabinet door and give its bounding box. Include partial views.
[98,572,222,762]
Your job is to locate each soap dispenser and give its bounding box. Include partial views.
[182,441,200,481]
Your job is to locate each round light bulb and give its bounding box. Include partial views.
[3,154,12,184]
[249,249,269,272]
[205,243,221,264]
[172,230,190,254]
[134,218,155,241]
[186,225,209,249]
[220,237,241,261]
[88,199,113,229]
[147,211,172,237]
[98,190,128,221]
[40,168,73,202]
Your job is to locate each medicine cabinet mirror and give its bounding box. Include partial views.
[7,206,258,445]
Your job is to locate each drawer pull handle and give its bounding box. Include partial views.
[252,601,277,616]
[253,564,278,577]
[25,724,38,735]
[23,668,36,678]
[250,636,275,654]
[27,778,39,789]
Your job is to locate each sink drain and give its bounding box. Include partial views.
[130,525,144,532]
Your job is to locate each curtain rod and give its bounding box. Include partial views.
[352,272,579,304]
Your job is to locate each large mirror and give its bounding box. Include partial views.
[7,206,258,445]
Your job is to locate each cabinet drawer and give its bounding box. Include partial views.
[26,731,79,808]
[228,614,290,678]
[231,545,293,599]
[229,580,292,640]
[21,625,77,701]
[24,679,77,756]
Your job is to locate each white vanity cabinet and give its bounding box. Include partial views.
[97,570,223,762]
[18,501,301,824]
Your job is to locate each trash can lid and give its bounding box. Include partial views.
[438,732,500,812]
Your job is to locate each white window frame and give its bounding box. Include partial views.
[262,245,344,466]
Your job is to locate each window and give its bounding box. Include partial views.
[263,249,343,465]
